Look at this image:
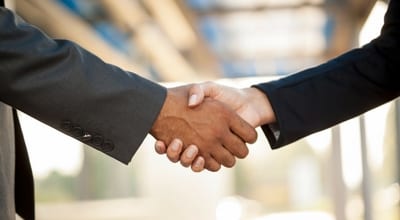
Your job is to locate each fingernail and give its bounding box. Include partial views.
[194,157,204,169]
[188,94,197,106]
[170,139,181,152]
[186,146,197,158]
[155,142,162,152]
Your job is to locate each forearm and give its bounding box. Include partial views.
[254,0,400,148]
[0,8,167,164]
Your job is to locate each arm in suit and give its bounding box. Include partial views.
[157,0,400,168]
[0,7,166,164]
[0,6,258,218]
[254,0,400,148]
[0,7,257,170]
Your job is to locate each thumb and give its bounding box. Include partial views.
[188,83,205,107]
[188,82,220,107]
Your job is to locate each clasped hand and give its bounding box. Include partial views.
[151,82,275,172]
[150,84,258,172]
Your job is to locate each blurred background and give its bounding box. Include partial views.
[4,0,399,219]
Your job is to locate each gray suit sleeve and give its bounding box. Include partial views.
[0,8,166,164]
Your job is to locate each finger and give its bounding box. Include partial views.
[221,132,250,159]
[191,156,205,172]
[229,112,258,144]
[154,141,167,154]
[166,139,183,163]
[210,147,236,168]
[180,145,199,167]
[204,155,221,172]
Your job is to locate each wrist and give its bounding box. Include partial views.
[150,87,187,137]
[245,87,276,126]
[150,89,174,137]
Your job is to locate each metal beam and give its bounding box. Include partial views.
[15,0,148,77]
[101,0,202,82]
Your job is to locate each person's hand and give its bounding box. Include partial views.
[150,85,258,172]
[187,82,275,127]
[155,82,275,172]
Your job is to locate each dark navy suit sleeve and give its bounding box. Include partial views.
[254,0,400,148]
[0,8,167,164]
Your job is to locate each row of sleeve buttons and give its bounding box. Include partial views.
[61,120,115,152]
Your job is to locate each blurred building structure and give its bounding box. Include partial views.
[13,0,378,80]
[3,0,398,219]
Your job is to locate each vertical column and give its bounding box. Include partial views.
[359,115,373,220]
[331,126,347,220]
[395,100,400,193]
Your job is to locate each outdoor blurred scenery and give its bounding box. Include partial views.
[7,0,399,219]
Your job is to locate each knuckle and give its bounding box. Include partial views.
[215,128,229,140]
[212,125,223,134]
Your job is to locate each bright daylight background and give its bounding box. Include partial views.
[7,0,399,219]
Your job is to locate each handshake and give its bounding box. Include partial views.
[149,82,276,172]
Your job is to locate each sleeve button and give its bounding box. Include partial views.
[61,121,73,131]
[102,141,115,152]
[81,132,92,142]
[71,126,84,137]
[91,135,104,147]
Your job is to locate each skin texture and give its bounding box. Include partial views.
[150,84,258,172]
[155,82,275,172]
